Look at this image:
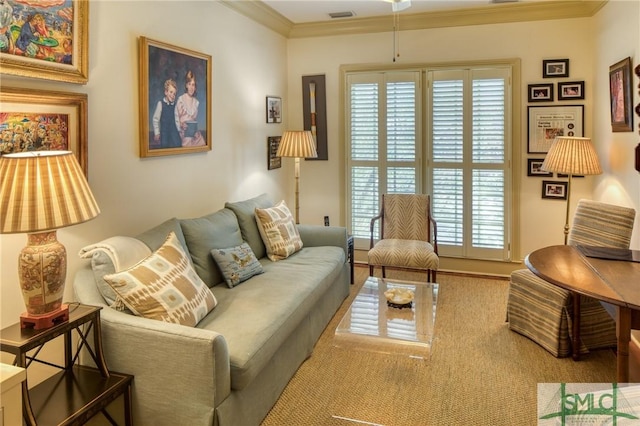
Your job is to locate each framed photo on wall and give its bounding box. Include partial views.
[0,1,89,84]
[266,97,282,123]
[267,136,281,170]
[558,81,585,100]
[138,37,212,158]
[543,59,569,78]
[542,180,568,200]
[609,57,634,132]
[527,105,584,153]
[527,158,552,177]
[0,87,88,174]
[528,83,554,102]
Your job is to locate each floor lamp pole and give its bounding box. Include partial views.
[563,173,573,245]
[294,157,301,224]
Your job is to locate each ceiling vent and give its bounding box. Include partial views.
[329,11,355,19]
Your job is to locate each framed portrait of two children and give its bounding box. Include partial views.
[139,37,212,158]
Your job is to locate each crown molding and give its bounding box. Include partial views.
[220,0,293,37]
[222,0,608,39]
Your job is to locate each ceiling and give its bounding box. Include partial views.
[261,0,552,24]
[223,0,607,38]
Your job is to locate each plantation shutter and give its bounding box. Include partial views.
[347,72,421,241]
[428,68,510,260]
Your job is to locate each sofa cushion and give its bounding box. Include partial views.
[225,193,273,259]
[211,242,264,288]
[198,245,345,390]
[255,200,303,261]
[104,231,217,326]
[136,217,189,253]
[180,209,243,287]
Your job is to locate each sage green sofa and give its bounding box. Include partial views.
[73,194,350,426]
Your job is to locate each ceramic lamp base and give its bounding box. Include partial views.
[20,304,69,329]
[19,230,67,315]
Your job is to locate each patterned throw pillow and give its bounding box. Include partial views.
[211,242,264,288]
[254,200,303,261]
[104,231,217,326]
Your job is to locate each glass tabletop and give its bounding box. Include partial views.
[334,276,438,359]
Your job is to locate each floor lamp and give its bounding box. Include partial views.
[0,151,100,329]
[276,130,318,224]
[541,136,602,244]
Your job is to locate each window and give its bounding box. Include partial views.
[347,71,421,240]
[346,64,512,262]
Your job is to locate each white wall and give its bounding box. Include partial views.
[2,1,639,329]
[286,16,598,263]
[592,0,640,248]
[0,1,289,329]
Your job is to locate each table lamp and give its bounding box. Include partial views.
[0,151,100,329]
[541,136,602,244]
[276,130,318,224]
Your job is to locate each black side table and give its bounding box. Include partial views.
[0,304,133,426]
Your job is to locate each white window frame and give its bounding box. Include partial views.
[343,60,520,263]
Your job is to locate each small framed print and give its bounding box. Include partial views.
[266,96,282,123]
[558,81,585,100]
[527,105,584,153]
[542,180,568,200]
[543,59,569,78]
[267,136,281,170]
[527,159,552,177]
[528,84,554,102]
[609,57,633,132]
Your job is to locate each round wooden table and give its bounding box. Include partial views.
[526,244,640,383]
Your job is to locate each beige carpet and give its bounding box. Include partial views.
[261,266,616,426]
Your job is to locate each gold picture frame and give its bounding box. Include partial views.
[139,37,212,158]
[0,1,89,84]
[0,87,88,175]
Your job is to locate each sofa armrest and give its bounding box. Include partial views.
[297,225,348,261]
[73,265,231,422]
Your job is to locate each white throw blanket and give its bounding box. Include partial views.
[79,236,152,271]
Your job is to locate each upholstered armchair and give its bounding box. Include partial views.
[507,199,636,357]
[368,194,439,282]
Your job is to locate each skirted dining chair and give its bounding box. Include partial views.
[507,199,636,357]
[368,194,439,282]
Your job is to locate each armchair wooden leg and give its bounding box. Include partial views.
[369,265,374,276]
[382,266,386,278]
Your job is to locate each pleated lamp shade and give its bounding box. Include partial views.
[276,131,318,159]
[0,151,100,234]
[541,136,602,176]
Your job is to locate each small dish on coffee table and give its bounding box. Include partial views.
[384,288,414,309]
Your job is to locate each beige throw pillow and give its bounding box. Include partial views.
[104,231,217,326]
[255,200,303,261]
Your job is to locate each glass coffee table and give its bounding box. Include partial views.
[334,276,438,359]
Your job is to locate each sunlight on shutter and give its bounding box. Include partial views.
[432,80,463,163]
[352,166,379,239]
[387,81,416,162]
[472,78,505,250]
[432,168,463,246]
[351,83,378,161]
[473,79,504,164]
[472,170,504,249]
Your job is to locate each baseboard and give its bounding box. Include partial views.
[353,262,509,281]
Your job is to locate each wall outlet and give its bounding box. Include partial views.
[324,216,330,226]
